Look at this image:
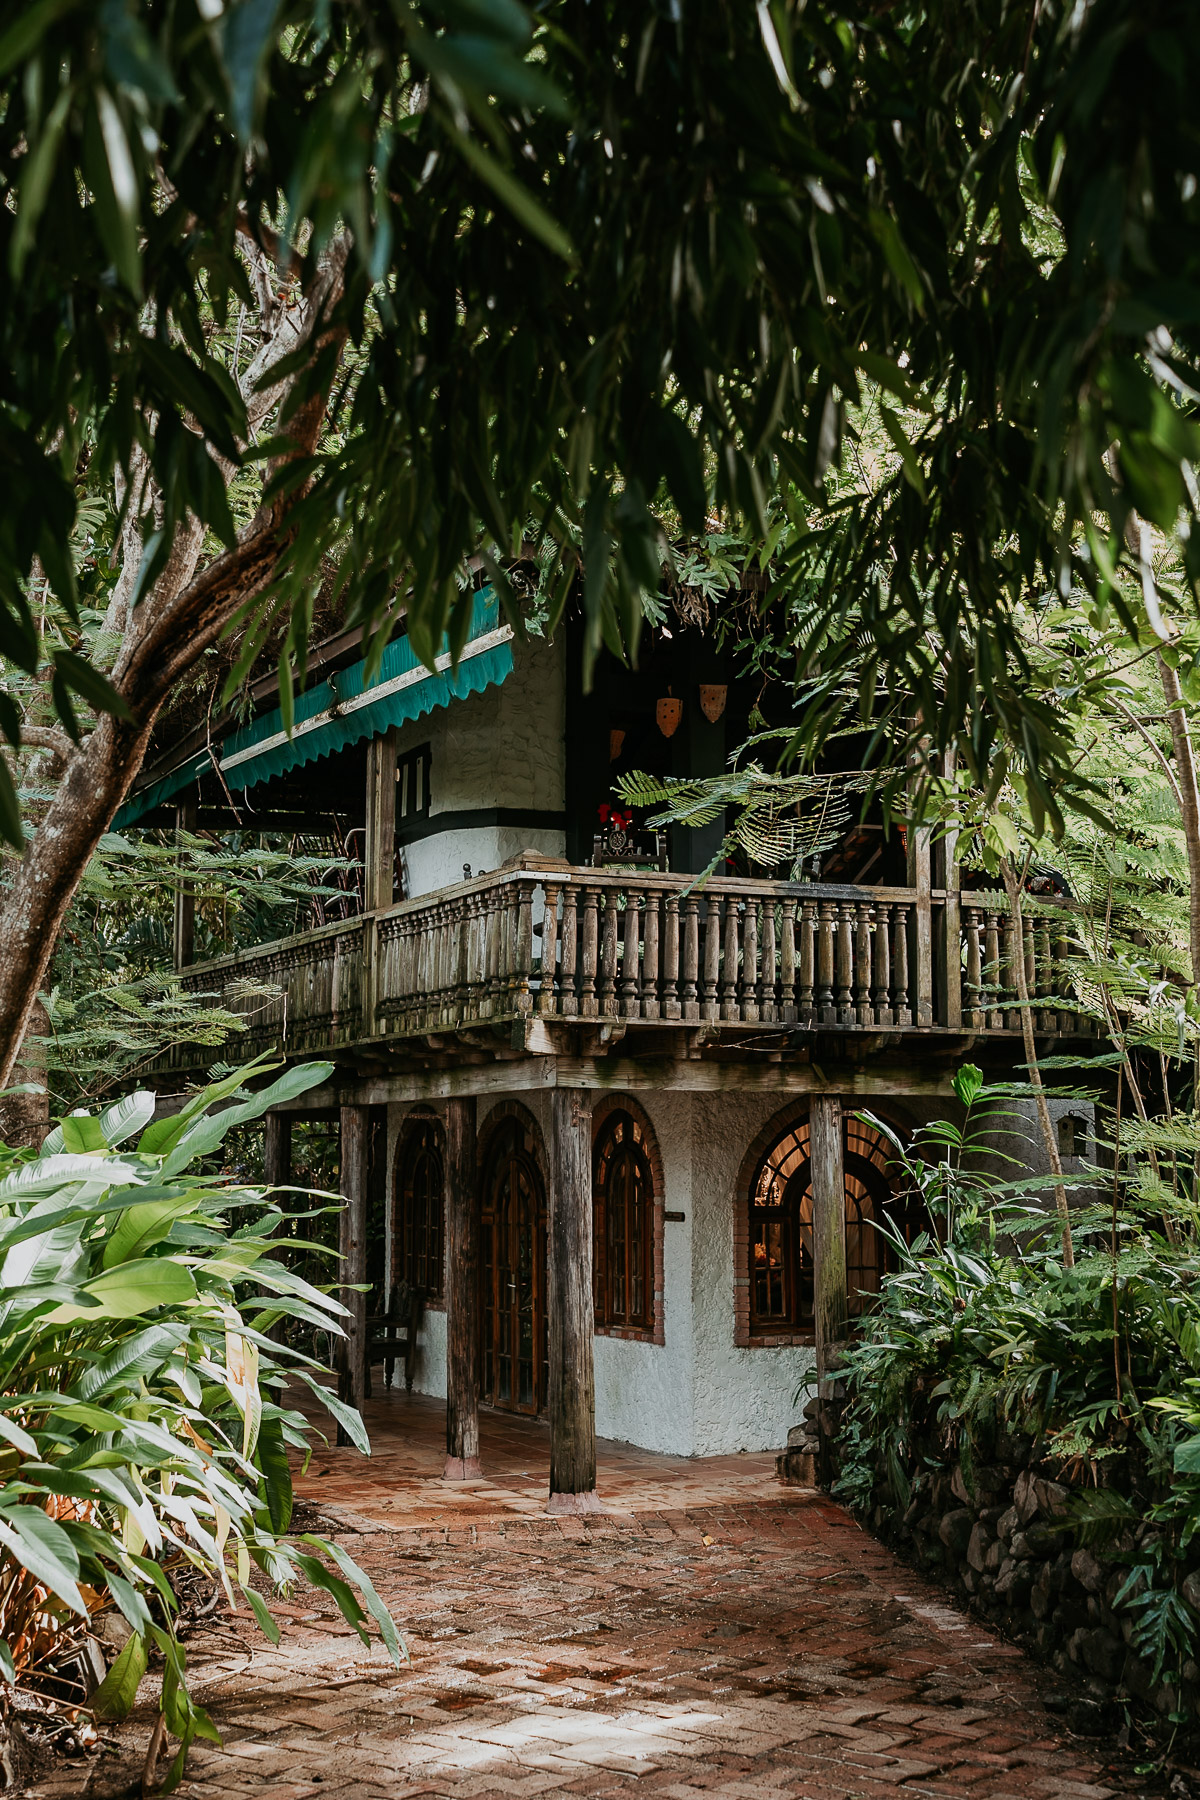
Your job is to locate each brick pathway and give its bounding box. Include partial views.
[45,1393,1145,1800]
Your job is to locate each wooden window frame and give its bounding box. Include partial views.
[393,1113,445,1304]
[591,1095,665,1346]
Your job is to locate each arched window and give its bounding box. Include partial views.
[394,1117,444,1300]
[746,1112,900,1335]
[593,1110,655,1333]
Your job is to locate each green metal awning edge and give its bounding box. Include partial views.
[115,589,512,828]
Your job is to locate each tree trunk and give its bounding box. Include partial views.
[810,1092,847,1488]
[1001,858,1075,1268]
[337,1103,369,1443]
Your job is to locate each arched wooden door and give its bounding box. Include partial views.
[480,1120,547,1414]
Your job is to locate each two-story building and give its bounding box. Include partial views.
[119,586,1093,1510]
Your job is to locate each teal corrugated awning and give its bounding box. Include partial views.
[116,588,512,828]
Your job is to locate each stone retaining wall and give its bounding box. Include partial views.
[863,1452,1200,1730]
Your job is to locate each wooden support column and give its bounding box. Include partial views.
[907,808,934,1028]
[264,1111,291,1190]
[337,1104,370,1444]
[364,729,398,914]
[934,748,962,1030]
[810,1092,847,1488]
[172,799,196,971]
[444,1096,482,1480]
[547,1087,601,1514]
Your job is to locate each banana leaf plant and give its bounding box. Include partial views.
[0,1058,401,1791]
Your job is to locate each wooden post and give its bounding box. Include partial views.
[907,813,934,1028]
[810,1092,846,1488]
[364,730,397,914]
[444,1096,481,1480]
[934,747,962,1028]
[173,799,196,971]
[264,1111,291,1189]
[547,1087,600,1514]
[337,1104,370,1444]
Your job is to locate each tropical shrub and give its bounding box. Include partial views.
[836,1068,1200,1719]
[0,1059,400,1790]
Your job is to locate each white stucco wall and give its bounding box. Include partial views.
[688,1091,816,1456]
[392,632,567,899]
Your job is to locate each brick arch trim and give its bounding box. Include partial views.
[590,1092,666,1347]
[733,1095,915,1348]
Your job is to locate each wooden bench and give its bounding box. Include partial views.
[364,1281,424,1398]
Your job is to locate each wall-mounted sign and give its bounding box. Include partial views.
[699,683,727,723]
[656,694,682,738]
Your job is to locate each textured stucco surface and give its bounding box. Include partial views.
[392,633,566,898]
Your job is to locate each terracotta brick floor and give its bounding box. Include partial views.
[47,1390,1149,1800]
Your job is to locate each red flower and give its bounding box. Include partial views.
[597,803,611,822]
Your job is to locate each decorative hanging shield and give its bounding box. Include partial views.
[699,683,727,723]
[656,696,682,738]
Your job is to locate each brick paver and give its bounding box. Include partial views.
[42,1392,1148,1800]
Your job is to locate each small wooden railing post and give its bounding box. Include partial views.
[598,888,620,1017]
[1054,915,1072,1034]
[854,902,873,1024]
[892,902,912,1026]
[1037,915,1054,1032]
[682,895,701,1021]
[1002,909,1020,1029]
[702,896,721,1022]
[742,899,760,1023]
[835,900,855,1025]
[816,899,836,1023]
[761,901,777,1022]
[663,893,681,1019]
[780,898,798,1023]
[963,906,983,1029]
[873,900,892,1026]
[557,882,578,1016]
[538,882,561,1018]
[798,897,816,1024]
[642,890,661,1020]
[721,894,740,1020]
[984,907,1002,1028]
[579,886,600,1017]
[621,889,642,1019]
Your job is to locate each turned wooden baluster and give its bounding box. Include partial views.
[662,893,680,1019]
[892,902,912,1025]
[702,896,722,1022]
[816,899,836,1023]
[760,901,777,1022]
[873,900,892,1026]
[963,906,983,1029]
[854,902,873,1024]
[681,894,700,1022]
[642,889,661,1019]
[538,882,561,1018]
[984,908,1002,1029]
[579,886,600,1017]
[742,900,760,1023]
[1001,909,1020,1028]
[836,901,855,1024]
[598,888,620,1017]
[721,894,740,1020]
[1036,914,1054,1032]
[797,897,815,1024]
[621,889,643,1019]
[780,898,797,1023]
[1053,916,1072,1035]
[558,883,579,1017]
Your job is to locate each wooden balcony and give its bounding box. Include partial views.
[165,858,1088,1076]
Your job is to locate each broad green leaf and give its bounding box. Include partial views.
[90,1631,149,1722]
[239,1583,281,1644]
[72,1323,190,1400]
[445,127,574,262]
[293,1370,369,1454]
[98,1091,156,1147]
[0,1506,84,1613]
[103,1196,203,1269]
[44,1258,197,1324]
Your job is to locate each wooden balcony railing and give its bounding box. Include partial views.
[172,860,1087,1068]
